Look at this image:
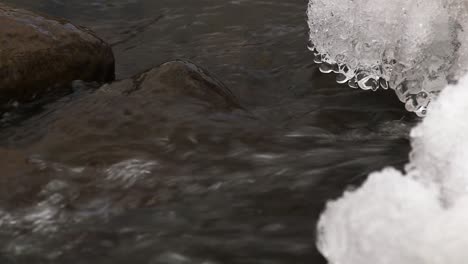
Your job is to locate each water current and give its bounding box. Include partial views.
[0,1,414,263]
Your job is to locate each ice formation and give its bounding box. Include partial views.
[307,0,468,116]
[316,74,468,264]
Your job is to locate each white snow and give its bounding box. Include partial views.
[317,74,468,264]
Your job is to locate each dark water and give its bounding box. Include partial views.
[1,1,414,263]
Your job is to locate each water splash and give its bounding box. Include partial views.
[105,159,158,188]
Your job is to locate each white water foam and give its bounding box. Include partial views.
[317,74,468,263]
[0,158,159,257]
[105,159,158,188]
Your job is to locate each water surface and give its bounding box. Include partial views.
[1,1,413,263]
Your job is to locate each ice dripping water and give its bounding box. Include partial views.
[307,0,468,116]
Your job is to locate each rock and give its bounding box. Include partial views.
[88,60,242,112]
[126,60,242,109]
[0,60,244,213]
[0,3,115,102]
[10,60,244,150]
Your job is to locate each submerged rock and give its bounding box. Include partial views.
[0,59,243,217]
[125,60,242,109]
[0,3,115,102]
[87,60,242,113]
[13,60,243,152]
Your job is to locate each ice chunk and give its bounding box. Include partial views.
[307,0,468,116]
[317,73,468,264]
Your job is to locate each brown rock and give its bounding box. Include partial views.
[0,3,115,102]
[13,60,243,149]
[128,60,242,109]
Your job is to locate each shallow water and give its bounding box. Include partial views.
[1,0,414,263]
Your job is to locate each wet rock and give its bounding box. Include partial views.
[0,61,246,235]
[0,3,115,102]
[121,60,242,109]
[10,60,245,157]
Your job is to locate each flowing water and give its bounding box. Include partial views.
[0,0,415,263]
